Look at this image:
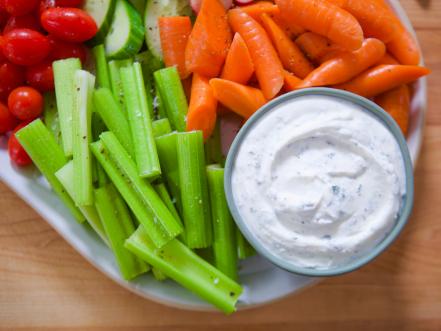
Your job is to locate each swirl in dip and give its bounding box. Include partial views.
[231,95,407,270]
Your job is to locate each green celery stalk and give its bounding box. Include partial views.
[92,44,111,89]
[177,131,212,248]
[154,183,182,227]
[152,268,167,281]
[16,119,84,223]
[108,58,133,108]
[205,120,225,166]
[152,118,172,137]
[120,64,160,179]
[154,67,188,131]
[91,134,182,248]
[207,165,238,280]
[155,133,181,213]
[43,92,61,146]
[95,184,149,280]
[125,226,243,314]
[72,70,95,206]
[133,62,154,119]
[53,58,82,157]
[91,112,108,187]
[134,50,164,80]
[237,227,256,260]
[93,87,134,157]
[55,161,108,244]
[155,89,167,119]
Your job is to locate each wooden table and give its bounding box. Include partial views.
[1,1,440,330]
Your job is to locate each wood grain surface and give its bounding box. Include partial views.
[1,1,440,330]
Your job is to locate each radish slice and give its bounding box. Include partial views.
[234,0,254,5]
[190,0,233,13]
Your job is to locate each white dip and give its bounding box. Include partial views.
[231,95,406,269]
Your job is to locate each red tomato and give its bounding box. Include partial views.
[39,0,55,16]
[56,0,84,6]
[8,122,32,166]
[0,62,25,101]
[3,29,51,66]
[0,6,8,30]
[0,35,7,63]
[2,0,39,17]
[3,15,41,34]
[26,61,54,92]
[8,86,43,121]
[41,8,98,43]
[49,36,87,63]
[0,102,18,134]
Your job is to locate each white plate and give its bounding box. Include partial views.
[0,0,427,312]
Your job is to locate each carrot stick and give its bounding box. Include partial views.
[158,16,192,79]
[270,11,305,38]
[209,78,266,119]
[283,70,302,92]
[228,9,284,100]
[240,1,279,21]
[295,32,344,64]
[185,0,232,78]
[275,0,363,51]
[375,85,410,135]
[377,53,399,65]
[260,13,313,79]
[326,0,399,43]
[186,74,217,140]
[371,0,420,65]
[297,38,386,88]
[333,64,430,97]
[221,33,254,85]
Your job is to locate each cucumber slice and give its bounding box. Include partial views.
[83,0,116,45]
[144,0,192,61]
[105,0,145,60]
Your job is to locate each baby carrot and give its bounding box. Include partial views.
[327,0,399,43]
[159,16,192,79]
[283,70,302,92]
[240,1,279,21]
[221,33,254,85]
[185,0,232,78]
[275,0,363,51]
[187,74,218,141]
[375,85,410,135]
[334,64,430,97]
[377,53,399,65]
[260,13,313,79]
[228,9,284,99]
[209,78,266,119]
[295,32,344,64]
[297,38,386,88]
[270,11,305,39]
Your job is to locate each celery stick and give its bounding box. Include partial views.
[207,165,238,280]
[237,227,256,260]
[133,62,154,119]
[205,120,225,166]
[43,92,61,146]
[134,50,164,81]
[154,183,181,227]
[108,58,133,108]
[56,161,108,244]
[16,119,84,223]
[152,118,172,137]
[91,112,108,187]
[72,70,95,206]
[120,64,160,179]
[155,132,181,212]
[53,58,82,157]
[91,134,182,247]
[125,226,243,314]
[152,267,167,281]
[92,44,111,89]
[155,89,167,119]
[177,131,212,248]
[154,67,188,131]
[93,88,134,157]
[95,184,149,280]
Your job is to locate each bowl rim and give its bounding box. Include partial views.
[224,87,415,277]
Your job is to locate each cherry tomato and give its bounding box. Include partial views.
[2,0,39,17]
[49,36,87,63]
[8,86,43,121]
[0,102,18,134]
[0,6,8,30]
[3,15,41,34]
[41,8,97,43]
[8,122,32,167]
[2,29,51,66]
[0,62,25,101]
[0,35,7,63]
[26,61,54,92]
[56,0,84,6]
[39,0,55,16]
